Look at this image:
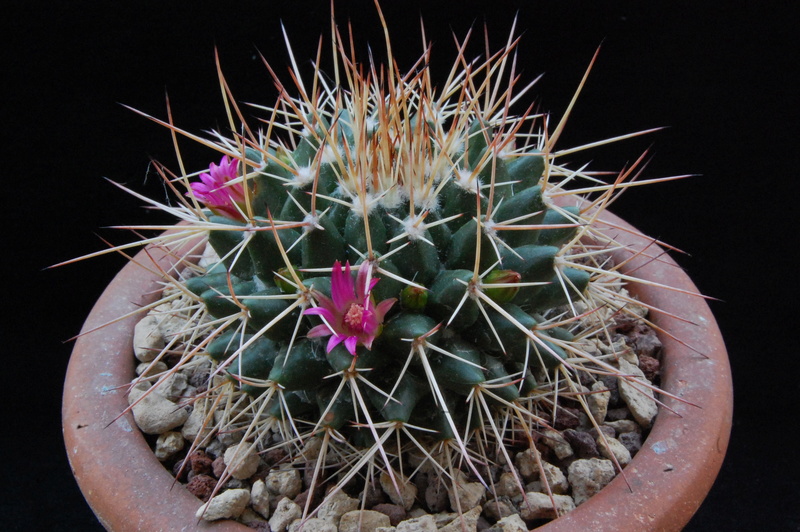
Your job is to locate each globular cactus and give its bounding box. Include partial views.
[186,92,587,446]
[120,7,674,523]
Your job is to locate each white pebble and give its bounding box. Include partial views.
[380,468,417,511]
[617,358,658,428]
[154,431,184,460]
[135,361,167,377]
[265,467,302,499]
[250,479,271,519]
[316,490,359,525]
[288,518,337,532]
[588,381,611,423]
[447,470,485,511]
[133,315,164,362]
[223,443,261,480]
[514,449,538,481]
[604,419,640,434]
[567,458,616,505]
[269,497,302,532]
[489,513,528,532]
[128,387,188,435]
[540,461,569,495]
[540,429,574,460]
[494,471,523,500]
[196,488,250,521]
[154,372,188,402]
[597,435,633,466]
[439,505,482,532]
[339,510,391,532]
[396,514,437,532]
[181,401,215,444]
[518,491,575,520]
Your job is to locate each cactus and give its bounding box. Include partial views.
[77,4,693,525]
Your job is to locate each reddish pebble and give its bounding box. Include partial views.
[187,474,217,501]
[188,450,214,475]
[212,456,226,478]
[639,355,661,381]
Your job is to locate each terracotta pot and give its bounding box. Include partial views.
[63,211,732,531]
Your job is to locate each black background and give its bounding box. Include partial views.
[5,1,797,530]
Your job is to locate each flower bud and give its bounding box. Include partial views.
[483,269,521,304]
[400,285,428,311]
[274,267,302,293]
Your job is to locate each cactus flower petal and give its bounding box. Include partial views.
[304,261,396,356]
[188,155,247,220]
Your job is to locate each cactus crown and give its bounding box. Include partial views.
[74,4,690,525]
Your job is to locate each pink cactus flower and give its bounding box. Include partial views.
[188,155,247,220]
[305,261,396,356]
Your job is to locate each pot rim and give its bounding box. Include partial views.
[62,210,731,531]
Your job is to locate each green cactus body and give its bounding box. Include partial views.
[188,82,596,439]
